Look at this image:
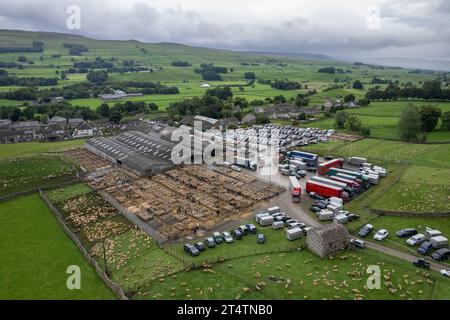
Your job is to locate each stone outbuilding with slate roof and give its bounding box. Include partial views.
[307,223,350,258]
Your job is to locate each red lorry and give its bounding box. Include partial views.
[318,158,344,175]
[306,180,349,201]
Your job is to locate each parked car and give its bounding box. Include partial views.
[306,166,317,172]
[288,222,305,229]
[324,156,334,160]
[222,231,234,243]
[432,248,450,261]
[230,165,241,172]
[246,224,257,234]
[413,259,430,270]
[194,241,206,251]
[396,228,418,238]
[309,192,325,201]
[231,229,243,240]
[238,225,249,235]
[417,241,433,255]
[374,229,389,241]
[350,239,365,249]
[297,170,307,177]
[358,224,373,238]
[309,206,321,213]
[314,202,328,210]
[205,237,216,248]
[257,233,266,244]
[337,210,350,216]
[440,270,450,278]
[347,214,360,222]
[213,232,223,244]
[184,244,200,256]
[406,233,426,246]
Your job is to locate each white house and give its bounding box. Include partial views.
[74,122,95,137]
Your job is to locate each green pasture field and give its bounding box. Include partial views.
[0,193,116,299]
[0,139,85,159]
[137,246,450,300]
[309,101,450,141]
[0,155,75,196]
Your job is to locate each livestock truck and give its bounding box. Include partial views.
[287,151,318,166]
[288,176,301,203]
[317,158,344,175]
[311,176,355,197]
[306,180,350,202]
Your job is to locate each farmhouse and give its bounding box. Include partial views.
[85,130,176,177]
[307,223,350,258]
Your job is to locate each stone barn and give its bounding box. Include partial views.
[307,223,350,258]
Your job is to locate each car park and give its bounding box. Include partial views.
[194,241,206,251]
[204,237,216,248]
[396,228,418,238]
[374,229,389,241]
[413,259,430,270]
[440,270,450,277]
[358,224,373,237]
[417,241,433,255]
[406,233,426,246]
[184,244,200,256]
[213,232,223,244]
[231,229,243,240]
[245,224,257,234]
[350,239,365,249]
[432,248,450,261]
[222,232,234,243]
[257,233,266,244]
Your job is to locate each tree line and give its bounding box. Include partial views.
[366,80,450,101]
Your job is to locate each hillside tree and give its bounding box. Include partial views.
[399,104,422,142]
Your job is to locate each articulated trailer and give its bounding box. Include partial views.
[306,180,349,202]
[287,151,318,166]
[310,176,347,189]
[317,158,344,175]
[330,175,360,188]
[328,167,366,180]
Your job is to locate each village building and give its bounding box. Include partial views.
[68,118,85,129]
[306,223,350,258]
[74,122,96,137]
[48,116,67,126]
[242,113,256,124]
[264,103,301,119]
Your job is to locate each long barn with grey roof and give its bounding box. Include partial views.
[85,130,176,176]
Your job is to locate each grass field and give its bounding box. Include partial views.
[0,139,85,159]
[310,101,450,142]
[0,155,75,196]
[138,244,450,300]
[0,193,116,299]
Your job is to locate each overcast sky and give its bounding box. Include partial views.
[0,0,449,61]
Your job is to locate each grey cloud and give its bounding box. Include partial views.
[0,0,448,60]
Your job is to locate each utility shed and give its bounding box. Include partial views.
[307,223,350,258]
[85,130,176,177]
